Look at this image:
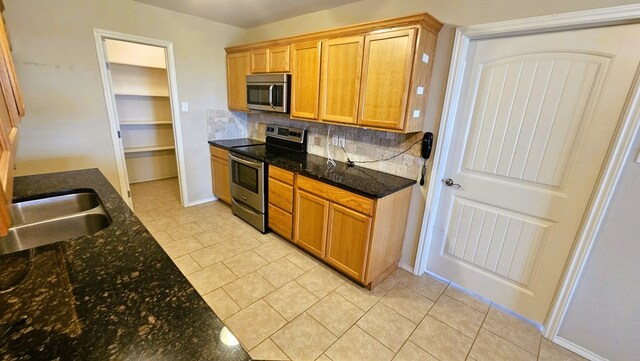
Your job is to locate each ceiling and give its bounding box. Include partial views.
[133,0,363,29]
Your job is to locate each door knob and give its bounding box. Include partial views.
[443,178,461,188]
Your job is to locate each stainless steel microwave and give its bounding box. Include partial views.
[246,73,290,113]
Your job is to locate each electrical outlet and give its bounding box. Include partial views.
[338,134,346,148]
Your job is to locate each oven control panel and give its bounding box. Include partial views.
[266,125,306,144]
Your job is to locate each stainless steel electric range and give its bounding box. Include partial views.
[228,125,306,232]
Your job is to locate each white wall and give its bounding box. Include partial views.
[4,0,246,204]
[241,0,638,43]
[558,132,640,360]
[238,0,639,270]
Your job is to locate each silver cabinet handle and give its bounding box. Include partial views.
[443,178,461,188]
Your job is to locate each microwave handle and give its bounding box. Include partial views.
[268,84,275,109]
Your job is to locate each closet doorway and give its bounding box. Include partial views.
[94,30,187,210]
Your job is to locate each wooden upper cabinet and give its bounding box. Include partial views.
[290,41,321,120]
[250,45,290,73]
[250,48,268,73]
[225,13,443,132]
[320,36,364,125]
[226,52,250,112]
[0,15,23,236]
[358,29,416,130]
[268,45,290,72]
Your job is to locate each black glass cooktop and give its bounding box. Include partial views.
[230,144,305,162]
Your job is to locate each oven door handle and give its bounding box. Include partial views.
[229,153,263,168]
[268,84,275,109]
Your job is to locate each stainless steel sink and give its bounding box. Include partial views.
[10,191,102,225]
[0,190,112,255]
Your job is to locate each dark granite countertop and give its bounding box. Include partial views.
[0,169,250,361]
[208,138,263,150]
[268,153,416,198]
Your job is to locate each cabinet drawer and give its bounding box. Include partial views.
[269,166,294,185]
[269,178,293,213]
[296,176,374,216]
[268,203,292,240]
[210,146,229,160]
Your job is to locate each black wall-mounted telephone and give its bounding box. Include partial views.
[419,132,433,186]
[421,132,433,159]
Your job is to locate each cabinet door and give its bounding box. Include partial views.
[358,29,416,130]
[268,45,290,72]
[269,203,292,241]
[325,203,372,282]
[211,156,231,204]
[294,189,329,258]
[226,52,250,111]
[320,36,364,125]
[250,48,268,73]
[290,41,321,120]
[0,17,21,235]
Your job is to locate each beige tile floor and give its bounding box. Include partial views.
[131,178,587,361]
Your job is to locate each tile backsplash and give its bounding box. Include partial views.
[246,113,424,180]
[206,109,248,140]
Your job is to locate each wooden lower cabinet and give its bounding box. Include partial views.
[292,175,412,287]
[294,189,329,259]
[0,14,24,235]
[268,166,295,240]
[325,203,372,281]
[268,203,292,240]
[210,146,231,204]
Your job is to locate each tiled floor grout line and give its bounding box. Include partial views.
[136,180,568,361]
[536,333,544,360]
[464,300,492,360]
[204,247,339,357]
[390,284,448,361]
[480,327,539,359]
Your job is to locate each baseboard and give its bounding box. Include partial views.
[128,175,178,184]
[553,336,609,361]
[185,196,217,207]
[399,262,414,273]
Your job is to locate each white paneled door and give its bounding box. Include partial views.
[428,23,640,324]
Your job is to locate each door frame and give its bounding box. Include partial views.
[414,3,640,340]
[93,29,188,209]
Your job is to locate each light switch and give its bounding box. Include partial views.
[422,53,429,64]
[417,86,424,95]
[413,109,420,118]
[181,102,189,112]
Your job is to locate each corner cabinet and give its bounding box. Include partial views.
[0,13,24,236]
[225,13,442,133]
[292,175,411,287]
[226,52,250,112]
[210,146,231,204]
